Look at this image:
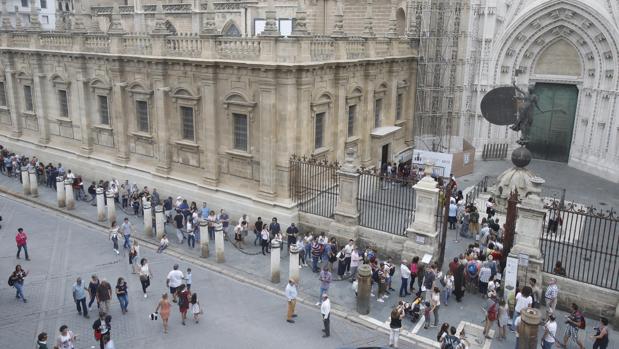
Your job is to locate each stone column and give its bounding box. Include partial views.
[111,80,129,163]
[106,191,116,223]
[32,61,49,144]
[200,79,219,186]
[96,188,105,221]
[270,240,281,283]
[199,220,209,258]
[74,73,93,154]
[21,167,30,195]
[28,168,38,197]
[5,69,22,137]
[65,179,75,209]
[143,200,153,237]
[356,264,372,315]
[155,205,165,239]
[258,86,277,198]
[215,223,224,263]
[56,176,66,207]
[288,244,300,283]
[330,147,360,240]
[517,308,542,349]
[153,83,171,174]
[402,165,440,262]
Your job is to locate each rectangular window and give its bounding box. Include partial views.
[58,89,69,117]
[347,105,356,137]
[396,93,403,120]
[21,0,28,7]
[42,15,49,24]
[23,85,33,112]
[374,98,383,128]
[180,106,194,141]
[40,0,47,8]
[232,113,248,151]
[314,112,325,149]
[98,95,109,125]
[0,82,6,107]
[135,100,149,132]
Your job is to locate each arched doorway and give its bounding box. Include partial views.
[396,8,406,36]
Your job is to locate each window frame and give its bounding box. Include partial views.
[0,81,7,107]
[23,85,33,112]
[135,99,150,133]
[347,104,356,138]
[57,89,69,118]
[180,105,195,141]
[395,93,403,121]
[314,111,325,149]
[232,112,248,152]
[374,98,383,128]
[97,95,110,125]
[40,0,47,8]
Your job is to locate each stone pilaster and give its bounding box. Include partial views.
[270,240,281,283]
[154,84,171,174]
[260,0,279,36]
[0,0,12,31]
[4,70,21,137]
[201,78,218,185]
[200,0,218,35]
[57,177,66,207]
[386,0,397,38]
[406,0,416,38]
[65,179,75,210]
[31,62,49,144]
[14,6,23,31]
[290,0,309,37]
[75,72,92,154]
[108,4,125,34]
[106,191,116,223]
[28,168,38,197]
[27,0,41,32]
[111,80,129,163]
[258,86,277,198]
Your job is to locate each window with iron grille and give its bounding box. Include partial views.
[180,106,194,141]
[347,105,356,137]
[315,112,325,149]
[0,82,6,107]
[232,113,248,151]
[40,0,47,8]
[396,93,403,120]
[21,0,28,7]
[58,89,69,117]
[23,85,33,112]
[98,95,109,125]
[374,98,382,128]
[136,100,149,132]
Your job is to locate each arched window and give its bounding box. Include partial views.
[222,21,242,37]
[396,8,406,36]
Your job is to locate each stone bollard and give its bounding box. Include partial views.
[199,220,209,258]
[270,240,281,283]
[215,223,224,263]
[518,308,542,349]
[356,264,372,315]
[21,167,31,195]
[28,168,38,197]
[288,244,300,283]
[106,191,116,223]
[64,179,75,210]
[155,205,165,240]
[143,200,153,237]
[56,177,66,207]
[96,188,105,221]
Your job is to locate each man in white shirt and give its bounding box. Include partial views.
[285,279,298,323]
[399,260,411,297]
[166,264,184,303]
[342,240,354,274]
[320,294,331,338]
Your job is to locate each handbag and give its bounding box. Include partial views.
[150,312,158,320]
[94,329,102,341]
[139,274,149,282]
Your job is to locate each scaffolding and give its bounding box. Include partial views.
[413,0,467,153]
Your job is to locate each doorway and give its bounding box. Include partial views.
[529,83,578,162]
[381,144,390,169]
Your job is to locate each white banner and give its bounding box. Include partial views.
[412,150,453,176]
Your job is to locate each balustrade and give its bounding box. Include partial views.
[215,38,261,60]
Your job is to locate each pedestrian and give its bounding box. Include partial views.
[273,229,284,251]
[483,295,498,339]
[442,271,454,306]
[139,258,153,298]
[559,303,586,349]
[261,225,270,255]
[497,299,509,340]
[9,264,29,303]
[166,264,184,303]
[479,262,492,295]
[88,275,100,310]
[389,303,405,348]
[591,317,609,349]
[129,244,139,273]
[336,248,346,279]
[440,326,464,349]
[218,208,230,238]
[317,267,332,306]
[37,332,48,349]
[155,293,171,334]
[234,221,247,249]
[176,284,190,326]
[399,259,411,297]
[190,293,202,324]
[285,279,298,323]
[72,277,90,318]
[296,238,306,268]
[320,294,331,338]
[173,210,185,243]
[350,246,361,281]
[253,217,263,246]
[529,277,541,308]
[545,278,559,317]
[92,312,112,349]
[54,325,77,349]
[187,220,196,248]
[423,301,432,329]
[431,286,441,327]
[120,217,133,251]
[207,210,217,240]
[109,221,120,255]
[310,240,322,272]
[185,268,192,292]
[115,277,129,314]
[377,262,388,302]
[342,239,354,274]
[96,279,112,315]
[454,263,465,302]
[448,198,457,229]
[269,217,281,238]
[541,314,557,349]
[15,227,30,260]
[423,263,437,301]
[286,223,299,251]
[409,256,419,292]
[512,286,532,329]
[157,234,169,253]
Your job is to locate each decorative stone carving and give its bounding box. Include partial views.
[363,0,374,38]
[290,0,309,36]
[108,4,125,34]
[332,0,345,37]
[0,0,13,31]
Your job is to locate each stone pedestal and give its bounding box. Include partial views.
[402,168,440,262]
[64,179,75,210]
[329,148,360,241]
[518,308,542,349]
[56,177,66,207]
[199,220,209,258]
[96,188,105,221]
[288,244,300,282]
[106,191,116,223]
[143,200,153,237]
[270,240,281,283]
[215,223,224,263]
[155,205,165,239]
[21,167,30,195]
[356,264,372,315]
[28,168,38,197]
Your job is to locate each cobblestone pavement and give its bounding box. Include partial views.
[0,171,616,349]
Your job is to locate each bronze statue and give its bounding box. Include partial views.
[511,83,542,137]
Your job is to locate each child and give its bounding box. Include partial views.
[442,271,454,306]
[423,301,432,329]
[185,268,192,292]
[497,299,509,340]
[190,293,202,324]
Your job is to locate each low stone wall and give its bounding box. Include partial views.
[542,272,619,328]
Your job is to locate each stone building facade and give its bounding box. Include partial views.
[0,0,418,222]
[460,0,619,182]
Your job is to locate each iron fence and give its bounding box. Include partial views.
[540,201,619,291]
[357,169,416,236]
[290,155,340,218]
[482,143,509,160]
[465,175,489,205]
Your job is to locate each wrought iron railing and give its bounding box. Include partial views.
[289,155,340,219]
[465,175,489,205]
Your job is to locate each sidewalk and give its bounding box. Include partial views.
[0,172,616,349]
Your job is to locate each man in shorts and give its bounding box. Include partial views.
[166,264,184,303]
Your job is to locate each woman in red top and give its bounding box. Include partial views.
[176,284,191,325]
[409,256,419,293]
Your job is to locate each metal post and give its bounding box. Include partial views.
[356,264,372,315]
[28,168,38,197]
[270,240,281,283]
[64,179,75,209]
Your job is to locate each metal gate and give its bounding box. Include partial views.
[540,201,619,291]
[289,155,340,218]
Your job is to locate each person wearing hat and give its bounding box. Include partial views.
[285,279,298,323]
[544,278,559,317]
[320,293,331,338]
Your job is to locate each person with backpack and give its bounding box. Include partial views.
[440,326,464,349]
[176,284,191,326]
[9,264,29,303]
[92,311,112,349]
[483,295,498,339]
[15,228,30,260]
[559,303,586,349]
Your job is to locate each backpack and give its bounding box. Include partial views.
[576,311,586,329]
[178,294,187,308]
[441,334,460,349]
[8,275,15,286]
[487,302,498,321]
[372,269,379,283]
[467,263,478,276]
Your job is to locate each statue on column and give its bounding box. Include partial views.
[510,83,542,138]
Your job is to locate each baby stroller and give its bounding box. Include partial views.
[403,296,422,323]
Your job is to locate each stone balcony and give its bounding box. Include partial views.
[0,30,418,64]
